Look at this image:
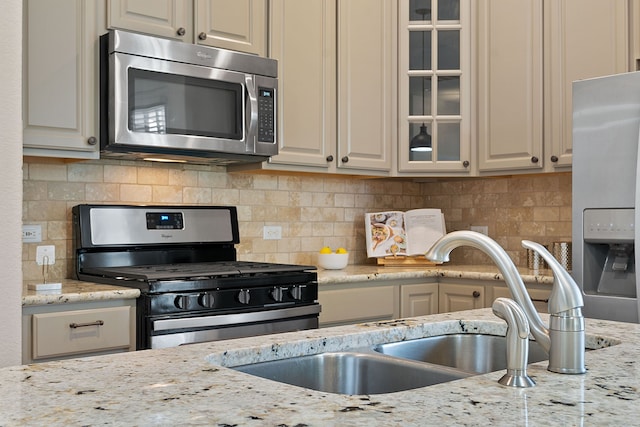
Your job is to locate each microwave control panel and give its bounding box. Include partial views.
[257,87,275,143]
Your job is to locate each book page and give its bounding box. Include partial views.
[404,209,446,256]
[364,211,408,257]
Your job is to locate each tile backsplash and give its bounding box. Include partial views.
[22,159,571,282]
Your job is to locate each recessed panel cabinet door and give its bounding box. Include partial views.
[23,0,104,159]
[107,0,191,41]
[476,0,544,172]
[196,0,267,56]
[268,0,336,169]
[337,0,395,173]
[544,0,629,169]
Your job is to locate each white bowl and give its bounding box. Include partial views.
[317,253,349,270]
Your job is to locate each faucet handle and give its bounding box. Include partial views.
[521,240,584,314]
[492,297,536,388]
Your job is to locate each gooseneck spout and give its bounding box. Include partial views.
[425,230,585,374]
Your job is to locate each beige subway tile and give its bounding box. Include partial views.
[265,190,290,206]
[104,165,137,183]
[334,193,355,208]
[311,192,334,207]
[138,167,169,185]
[252,204,278,221]
[251,174,278,190]
[68,164,103,183]
[26,201,68,221]
[278,175,302,191]
[85,183,119,201]
[277,237,301,253]
[239,189,266,205]
[119,184,152,202]
[210,188,240,205]
[197,170,227,188]
[27,163,68,181]
[168,169,199,187]
[533,206,560,222]
[276,206,300,222]
[47,182,85,201]
[324,178,347,194]
[23,180,48,201]
[183,187,212,204]
[312,222,334,237]
[152,186,183,203]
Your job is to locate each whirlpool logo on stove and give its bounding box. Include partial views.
[161,234,174,239]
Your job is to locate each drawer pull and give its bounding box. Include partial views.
[69,320,104,329]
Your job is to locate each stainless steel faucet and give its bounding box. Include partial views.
[425,230,586,374]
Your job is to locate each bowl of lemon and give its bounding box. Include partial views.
[317,247,349,270]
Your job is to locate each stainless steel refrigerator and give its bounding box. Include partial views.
[573,71,640,323]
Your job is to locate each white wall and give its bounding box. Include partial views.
[0,0,23,366]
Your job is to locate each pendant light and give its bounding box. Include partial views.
[410,7,432,153]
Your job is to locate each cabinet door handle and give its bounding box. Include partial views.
[550,155,558,163]
[69,320,104,329]
[472,291,481,298]
[176,27,186,36]
[326,155,334,162]
[87,136,97,146]
[462,160,470,168]
[341,156,349,163]
[531,156,539,163]
[198,32,207,41]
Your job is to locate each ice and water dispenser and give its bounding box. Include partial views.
[579,209,639,322]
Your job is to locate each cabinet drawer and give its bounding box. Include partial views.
[319,285,396,325]
[32,306,132,360]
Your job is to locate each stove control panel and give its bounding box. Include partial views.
[146,212,184,229]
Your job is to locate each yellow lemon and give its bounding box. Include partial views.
[336,247,348,254]
[319,246,333,254]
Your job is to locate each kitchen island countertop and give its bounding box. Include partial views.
[2,306,637,426]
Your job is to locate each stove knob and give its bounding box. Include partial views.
[198,292,215,308]
[174,295,190,310]
[270,287,285,302]
[290,285,305,300]
[238,289,251,304]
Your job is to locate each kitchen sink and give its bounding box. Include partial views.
[374,333,549,374]
[233,351,471,395]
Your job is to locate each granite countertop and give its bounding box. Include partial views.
[1,308,636,426]
[22,280,140,306]
[317,264,555,286]
[22,265,553,307]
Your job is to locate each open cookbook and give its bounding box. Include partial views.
[365,209,446,258]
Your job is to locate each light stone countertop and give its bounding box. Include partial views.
[1,308,637,426]
[22,280,140,306]
[22,265,552,307]
[317,264,555,286]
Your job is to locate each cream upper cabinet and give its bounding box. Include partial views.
[477,0,629,173]
[397,0,472,176]
[234,0,395,176]
[23,0,105,159]
[107,0,267,56]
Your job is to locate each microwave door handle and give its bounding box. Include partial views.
[245,75,258,151]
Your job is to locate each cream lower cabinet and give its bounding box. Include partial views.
[318,284,399,327]
[400,283,439,318]
[438,282,485,313]
[107,0,267,55]
[486,284,551,314]
[23,299,136,364]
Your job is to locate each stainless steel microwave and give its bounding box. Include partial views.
[99,29,278,165]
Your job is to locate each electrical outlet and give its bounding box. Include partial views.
[36,245,56,265]
[470,225,489,236]
[22,225,42,242]
[263,226,282,240]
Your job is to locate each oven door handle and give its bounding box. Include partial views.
[152,304,321,332]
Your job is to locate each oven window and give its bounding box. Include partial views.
[128,68,243,140]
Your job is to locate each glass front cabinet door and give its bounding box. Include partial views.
[397,0,471,174]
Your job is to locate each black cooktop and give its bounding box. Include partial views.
[82,261,316,281]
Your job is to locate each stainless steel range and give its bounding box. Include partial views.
[72,204,319,349]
